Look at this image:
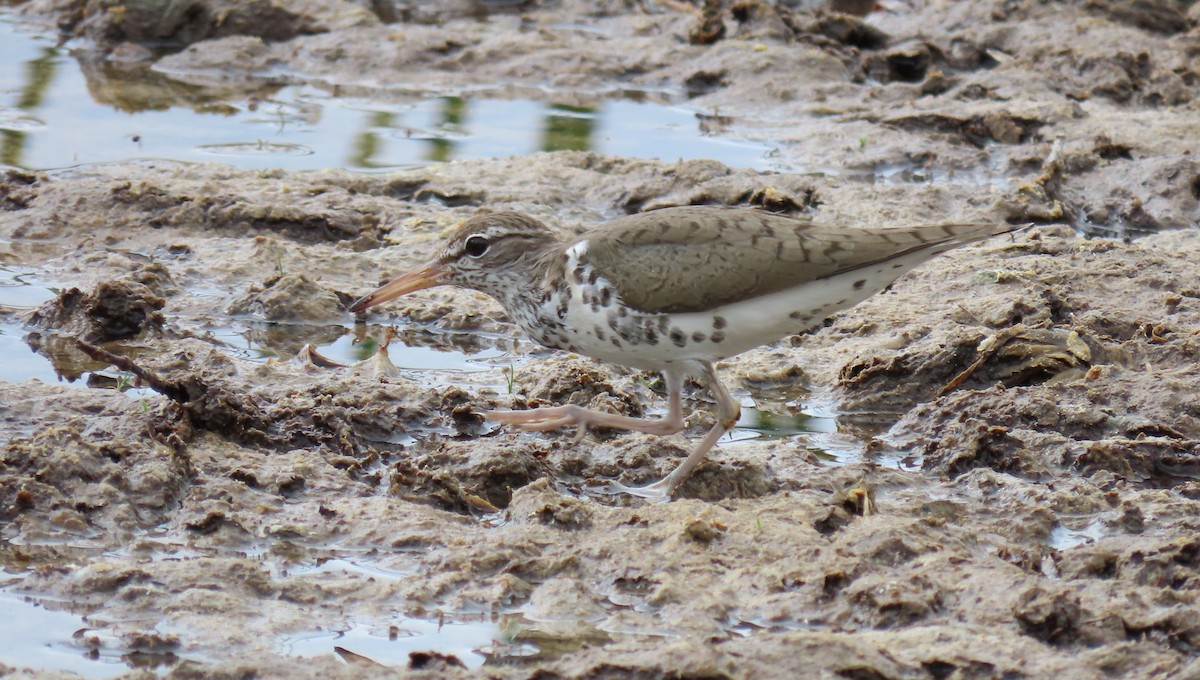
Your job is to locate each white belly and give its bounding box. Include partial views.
[550,248,940,370]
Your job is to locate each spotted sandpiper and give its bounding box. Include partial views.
[350,206,1020,501]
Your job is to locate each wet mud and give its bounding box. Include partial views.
[2,0,1200,677]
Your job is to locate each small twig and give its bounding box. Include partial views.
[940,324,1027,395]
[73,338,191,403]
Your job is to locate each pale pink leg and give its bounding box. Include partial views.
[485,369,685,437]
[609,361,740,503]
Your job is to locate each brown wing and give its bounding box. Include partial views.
[578,206,1014,314]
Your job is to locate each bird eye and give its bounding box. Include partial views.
[464,235,490,258]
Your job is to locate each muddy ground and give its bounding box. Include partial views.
[3,0,1200,678]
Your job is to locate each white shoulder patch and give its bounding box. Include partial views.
[565,239,589,261]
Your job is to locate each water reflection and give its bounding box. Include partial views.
[0,16,772,172]
[0,591,130,679]
[79,59,239,114]
[427,95,466,163]
[542,104,595,153]
[1,42,55,168]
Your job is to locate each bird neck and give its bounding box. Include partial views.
[485,248,575,348]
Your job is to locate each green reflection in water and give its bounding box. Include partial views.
[541,103,595,152]
[351,110,395,169]
[16,46,54,109]
[351,336,379,362]
[737,406,833,439]
[0,130,23,168]
[2,45,57,167]
[427,95,466,163]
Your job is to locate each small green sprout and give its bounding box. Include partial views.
[115,371,134,391]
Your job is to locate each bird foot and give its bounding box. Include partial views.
[485,406,590,445]
[484,398,700,506]
[485,404,684,437]
[604,477,676,504]
[485,405,585,432]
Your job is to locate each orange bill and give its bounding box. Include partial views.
[349,262,447,313]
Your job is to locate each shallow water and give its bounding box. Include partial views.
[0,562,502,675]
[0,258,517,390]
[0,262,62,383]
[0,589,127,679]
[0,14,775,173]
[279,617,497,670]
[1047,515,1110,551]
